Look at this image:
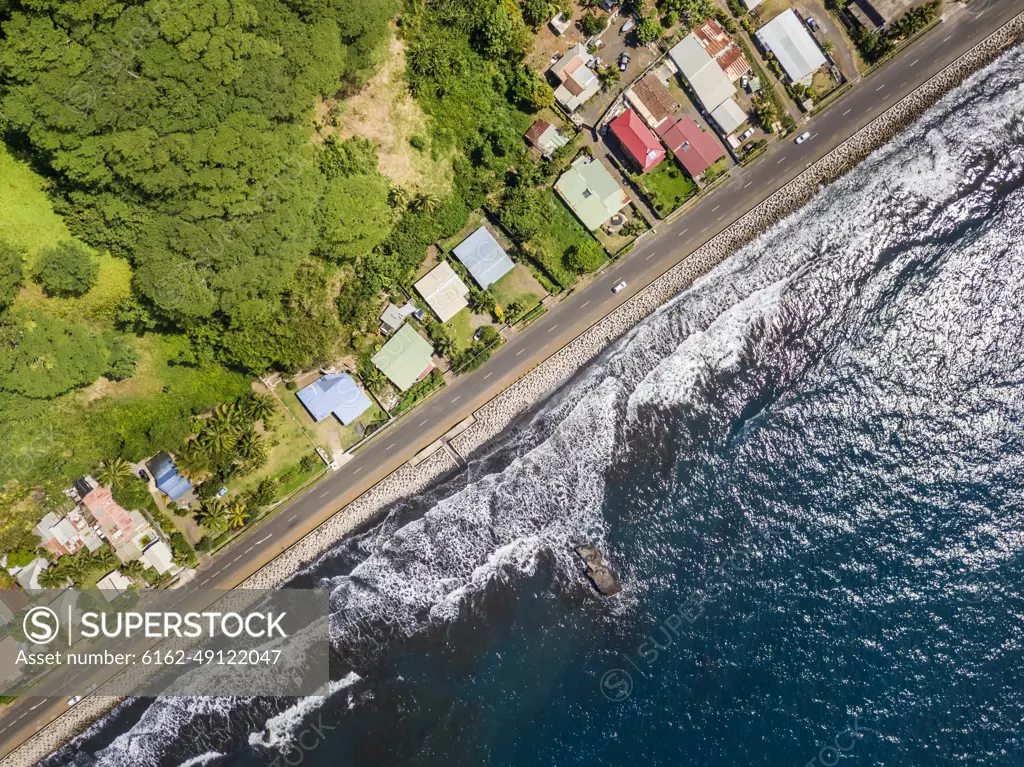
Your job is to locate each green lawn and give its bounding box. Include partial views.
[529,190,608,288]
[447,306,494,351]
[491,264,545,317]
[637,159,698,217]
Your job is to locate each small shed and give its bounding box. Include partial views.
[453,227,515,289]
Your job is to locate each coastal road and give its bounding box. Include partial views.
[0,1,1019,759]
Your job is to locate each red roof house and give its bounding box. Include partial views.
[609,110,666,173]
[658,116,725,178]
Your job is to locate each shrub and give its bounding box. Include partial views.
[6,546,36,568]
[105,337,140,381]
[580,12,606,36]
[0,241,23,311]
[285,381,298,391]
[300,453,321,473]
[32,241,98,298]
[565,241,605,273]
[409,134,428,151]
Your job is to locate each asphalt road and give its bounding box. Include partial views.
[0,1,1019,758]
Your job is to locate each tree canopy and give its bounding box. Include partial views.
[32,241,98,298]
[0,242,23,311]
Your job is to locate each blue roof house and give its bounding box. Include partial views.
[146,452,192,501]
[452,227,515,289]
[297,374,373,426]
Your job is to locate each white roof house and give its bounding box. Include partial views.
[97,570,133,601]
[668,36,736,113]
[756,9,828,84]
[453,227,515,289]
[742,0,764,9]
[550,43,601,112]
[415,262,470,323]
[711,98,748,134]
[141,540,176,575]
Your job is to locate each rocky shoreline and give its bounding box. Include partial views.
[5,12,1024,767]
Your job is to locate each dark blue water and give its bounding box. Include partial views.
[44,44,1024,767]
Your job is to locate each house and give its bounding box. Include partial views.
[626,73,680,128]
[609,110,666,173]
[0,589,28,626]
[141,540,175,575]
[297,373,372,426]
[693,19,752,82]
[380,302,417,335]
[81,486,156,558]
[11,558,50,593]
[554,156,630,231]
[657,116,726,178]
[146,452,192,502]
[33,509,103,557]
[524,119,570,158]
[710,98,748,135]
[550,43,601,112]
[669,34,737,113]
[742,0,763,8]
[756,9,828,85]
[414,262,470,323]
[850,0,915,27]
[453,227,515,289]
[96,569,133,601]
[371,324,436,392]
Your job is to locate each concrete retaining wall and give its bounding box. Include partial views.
[5,13,1023,767]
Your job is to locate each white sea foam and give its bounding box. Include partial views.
[251,672,361,750]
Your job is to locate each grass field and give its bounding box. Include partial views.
[638,159,698,216]
[530,190,608,288]
[491,264,546,315]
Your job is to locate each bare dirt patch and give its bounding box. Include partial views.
[324,32,454,196]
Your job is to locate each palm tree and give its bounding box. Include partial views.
[199,427,237,456]
[63,555,92,587]
[195,498,228,533]
[118,560,145,581]
[228,501,250,531]
[96,457,134,491]
[243,393,276,423]
[359,365,388,395]
[410,192,440,214]
[388,184,410,209]
[598,66,621,92]
[235,431,266,463]
[821,39,835,56]
[209,403,244,434]
[38,565,68,590]
[90,547,118,572]
[175,445,211,482]
[468,290,496,315]
[427,322,456,357]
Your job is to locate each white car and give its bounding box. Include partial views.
[612,281,627,293]
[740,127,755,140]
[795,131,812,144]
[67,696,81,707]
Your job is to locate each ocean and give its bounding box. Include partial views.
[42,43,1024,767]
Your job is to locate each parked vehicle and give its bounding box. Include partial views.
[620,17,636,34]
[795,131,812,144]
[741,75,749,90]
[740,127,755,140]
[806,16,818,30]
[612,281,627,293]
[137,469,148,479]
[618,52,630,71]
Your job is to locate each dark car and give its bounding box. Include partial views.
[138,469,148,480]
[618,52,630,72]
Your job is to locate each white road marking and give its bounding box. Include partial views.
[876,83,886,91]
[900,81,907,88]
[452,395,461,403]
[244,546,254,554]
[418,419,428,426]
[910,58,919,67]
[386,442,396,450]
[318,490,329,498]
[256,534,273,544]
[743,181,753,188]
[717,215,724,222]
[776,157,786,164]
[28,703,43,711]
[484,372,493,379]
[547,324,558,332]
[942,34,951,43]
[711,205,720,212]
[353,466,362,474]
[677,228,688,236]
[581,301,590,308]
[646,252,655,260]
[232,555,243,563]
[842,108,852,116]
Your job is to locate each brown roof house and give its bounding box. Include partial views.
[525,120,570,158]
[693,19,752,82]
[625,73,680,129]
[550,43,601,112]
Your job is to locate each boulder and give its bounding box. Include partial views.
[575,544,621,596]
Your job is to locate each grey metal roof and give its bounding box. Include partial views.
[453,227,515,289]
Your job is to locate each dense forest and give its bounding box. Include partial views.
[0,0,554,540]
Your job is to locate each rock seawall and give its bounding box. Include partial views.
[5,14,1023,767]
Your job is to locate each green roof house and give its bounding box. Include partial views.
[554,156,630,231]
[371,324,435,392]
